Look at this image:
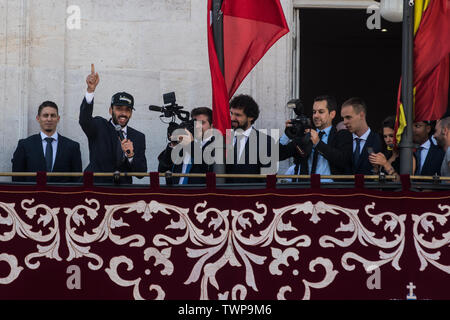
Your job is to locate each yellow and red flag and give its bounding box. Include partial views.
[395,0,450,144]
[207,0,289,135]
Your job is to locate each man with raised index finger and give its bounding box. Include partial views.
[79,64,147,184]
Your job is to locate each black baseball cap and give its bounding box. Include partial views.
[111,92,135,110]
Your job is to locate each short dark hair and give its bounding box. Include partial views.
[439,116,450,130]
[382,115,395,130]
[314,95,337,112]
[38,101,59,116]
[191,107,213,125]
[342,97,367,116]
[229,94,260,124]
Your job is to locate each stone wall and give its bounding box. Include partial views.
[0,0,308,183]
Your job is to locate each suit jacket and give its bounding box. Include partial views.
[226,128,293,184]
[416,138,445,176]
[79,98,147,184]
[158,137,216,185]
[353,130,383,175]
[11,134,82,183]
[297,127,353,175]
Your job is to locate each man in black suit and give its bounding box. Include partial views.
[225,94,296,184]
[287,95,353,180]
[340,97,382,175]
[12,101,82,183]
[158,107,215,185]
[412,120,445,176]
[79,64,147,184]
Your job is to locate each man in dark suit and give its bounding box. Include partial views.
[225,94,296,184]
[288,95,353,180]
[341,97,382,175]
[79,64,147,184]
[412,120,445,176]
[158,107,215,185]
[12,101,82,183]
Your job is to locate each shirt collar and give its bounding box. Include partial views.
[317,125,332,136]
[420,139,431,150]
[234,126,253,138]
[40,131,58,141]
[200,135,214,147]
[353,127,371,141]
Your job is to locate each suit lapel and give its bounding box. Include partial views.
[53,135,64,170]
[422,139,435,172]
[358,131,374,167]
[328,127,337,145]
[33,134,47,169]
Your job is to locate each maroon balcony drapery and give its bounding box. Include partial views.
[0,183,449,300]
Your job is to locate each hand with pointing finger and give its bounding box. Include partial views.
[86,64,100,93]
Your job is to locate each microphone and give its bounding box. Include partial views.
[149,105,164,112]
[115,125,131,155]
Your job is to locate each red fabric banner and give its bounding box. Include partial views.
[208,0,231,135]
[395,0,449,143]
[207,0,289,135]
[0,184,449,300]
[413,0,450,121]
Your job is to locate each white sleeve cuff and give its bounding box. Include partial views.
[85,92,95,104]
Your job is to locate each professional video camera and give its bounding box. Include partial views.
[284,98,313,159]
[284,99,312,140]
[149,92,194,142]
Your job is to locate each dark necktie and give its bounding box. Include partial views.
[311,131,325,174]
[414,147,424,175]
[353,138,361,166]
[44,137,54,172]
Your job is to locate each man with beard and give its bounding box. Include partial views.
[226,94,296,184]
[287,95,353,181]
[432,116,450,177]
[79,64,147,184]
[412,120,444,176]
[12,101,82,183]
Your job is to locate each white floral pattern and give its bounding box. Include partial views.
[0,198,449,300]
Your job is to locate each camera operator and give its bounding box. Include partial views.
[79,64,148,184]
[158,107,215,185]
[284,95,353,181]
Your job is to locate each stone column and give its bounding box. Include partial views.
[0,0,30,180]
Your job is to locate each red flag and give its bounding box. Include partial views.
[413,0,450,121]
[396,0,450,143]
[208,0,289,135]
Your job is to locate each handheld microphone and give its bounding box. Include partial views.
[115,125,131,155]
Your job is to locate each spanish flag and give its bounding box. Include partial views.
[395,0,450,144]
[207,0,289,135]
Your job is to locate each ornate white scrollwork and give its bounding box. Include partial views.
[1,196,448,300]
[412,204,450,274]
[0,200,61,270]
[105,255,165,300]
[0,253,24,284]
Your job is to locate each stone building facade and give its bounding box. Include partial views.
[0,0,376,182]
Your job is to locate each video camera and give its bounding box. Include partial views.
[284,99,312,140]
[149,92,194,142]
[284,98,313,159]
